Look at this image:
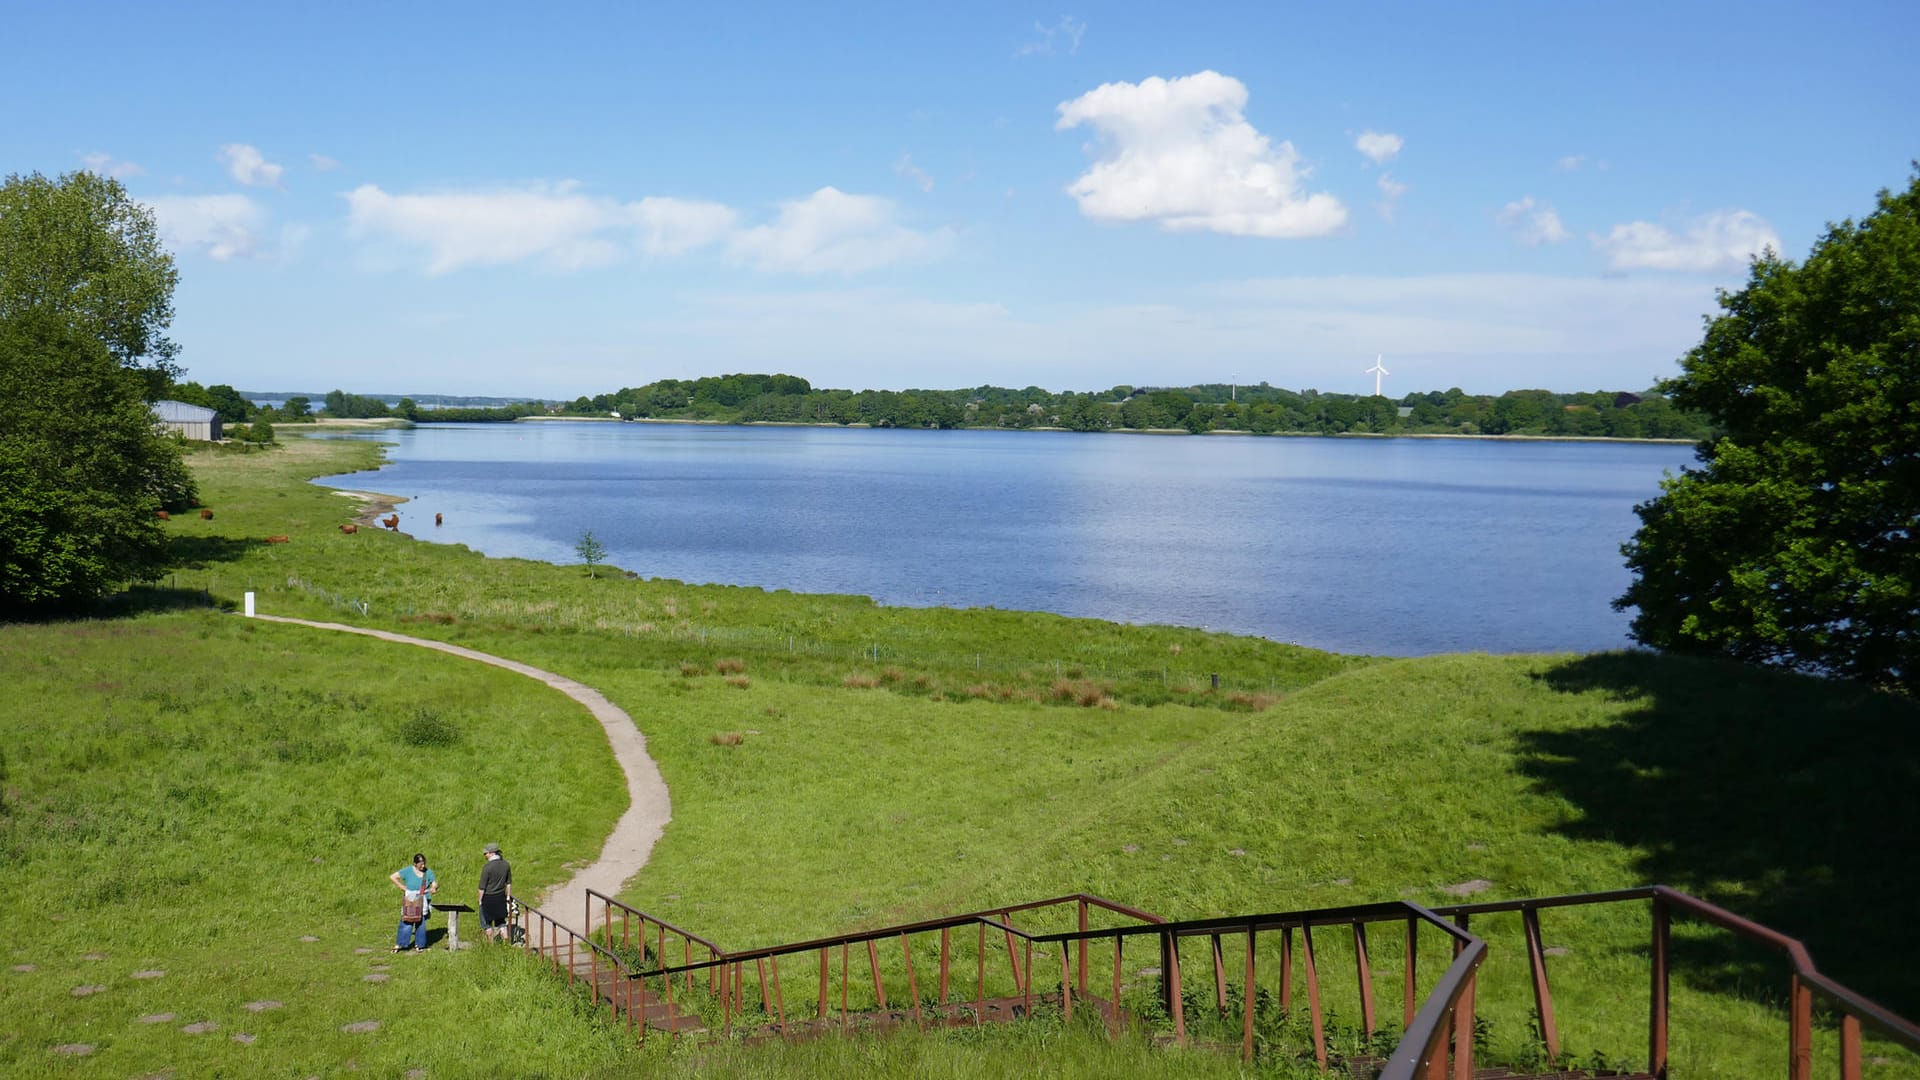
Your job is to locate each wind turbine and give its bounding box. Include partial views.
[1364,355,1389,397]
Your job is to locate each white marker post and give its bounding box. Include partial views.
[244,591,255,617]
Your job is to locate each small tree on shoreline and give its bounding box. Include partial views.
[574,530,607,578]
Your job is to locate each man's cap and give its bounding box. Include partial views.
[483,842,501,854]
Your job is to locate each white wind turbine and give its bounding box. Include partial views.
[1365,355,1389,397]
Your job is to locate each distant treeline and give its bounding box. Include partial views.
[190,373,1709,439]
[553,373,1711,439]
[165,384,548,426]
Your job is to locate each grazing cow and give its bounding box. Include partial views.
[383,514,400,530]
[340,523,358,535]
[435,512,443,526]
[199,509,214,520]
[265,534,290,544]
[154,510,170,520]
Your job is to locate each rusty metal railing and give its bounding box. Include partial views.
[517,885,1920,1077]
[1027,900,1484,1076]
[517,901,636,1029]
[625,893,1164,1040]
[1430,886,1920,1080]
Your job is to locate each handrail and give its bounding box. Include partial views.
[630,892,1160,978]
[1026,899,1469,944]
[635,912,1037,977]
[586,887,725,954]
[1432,884,1920,1072]
[521,884,1920,1078]
[1379,936,1488,1080]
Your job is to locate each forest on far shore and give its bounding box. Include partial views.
[551,374,1710,438]
[185,374,1712,439]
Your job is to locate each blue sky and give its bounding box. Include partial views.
[5,1,1914,397]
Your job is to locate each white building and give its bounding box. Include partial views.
[153,400,223,441]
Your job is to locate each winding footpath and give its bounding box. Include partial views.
[249,613,670,931]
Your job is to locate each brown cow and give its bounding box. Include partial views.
[340,523,358,535]
[382,514,400,530]
[155,510,170,520]
[199,509,214,520]
[434,512,443,526]
[265,535,290,544]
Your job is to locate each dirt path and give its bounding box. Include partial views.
[248,613,669,932]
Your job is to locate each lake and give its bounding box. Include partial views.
[314,421,1697,657]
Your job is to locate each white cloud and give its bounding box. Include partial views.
[1016,15,1086,57]
[1556,154,1586,172]
[309,153,340,172]
[893,153,934,193]
[630,196,738,256]
[219,143,285,188]
[345,181,635,272]
[1376,173,1409,221]
[729,187,949,273]
[1055,71,1347,239]
[80,152,144,178]
[345,182,923,274]
[1498,196,1570,246]
[1355,131,1403,165]
[1593,210,1779,272]
[145,194,268,260]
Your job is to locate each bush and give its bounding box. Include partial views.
[398,710,460,748]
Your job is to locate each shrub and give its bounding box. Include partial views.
[710,732,743,746]
[714,657,746,674]
[399,709,460,748]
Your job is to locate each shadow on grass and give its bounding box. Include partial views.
[168,533,270,570]
[1522,651,1920,1016]
[94,584,227,617]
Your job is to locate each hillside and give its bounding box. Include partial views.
[4,434,1914,1077]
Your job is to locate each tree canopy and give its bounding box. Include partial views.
[0,171,180,381]
[0,311,188,611]
[1618,168,1920,692]
[0,171,194,614]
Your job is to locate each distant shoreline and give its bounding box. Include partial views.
[280,413,1695,446]
[514,414,1698,446]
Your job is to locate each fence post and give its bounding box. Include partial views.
[1790,975,1813,1080]
[1650,898,1670,1079]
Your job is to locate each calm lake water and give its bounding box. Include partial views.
[314,422,1696,657]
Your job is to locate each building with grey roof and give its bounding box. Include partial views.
[152,400,223,441]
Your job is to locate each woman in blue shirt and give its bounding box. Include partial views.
[389,852,438,952]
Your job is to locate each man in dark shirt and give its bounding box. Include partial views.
[477,843,512,941]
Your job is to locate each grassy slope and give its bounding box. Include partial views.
[6,434,1915,1077]
[0,613,630,1077]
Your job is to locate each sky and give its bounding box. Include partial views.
[4,1,1915,399]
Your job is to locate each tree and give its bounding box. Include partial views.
[204,383,253,424]
[0,310,190,611]
[575,530,608,578]
[1617,169,1920,692]
[0,171,180,384]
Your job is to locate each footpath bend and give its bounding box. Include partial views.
[250,613,671,932]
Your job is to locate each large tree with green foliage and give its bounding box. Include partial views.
[0,311,191,611]
[1617,169,1920,692]
[0,171,194,613]
[0,171,181,386]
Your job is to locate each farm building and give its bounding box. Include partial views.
[152,400,223,441]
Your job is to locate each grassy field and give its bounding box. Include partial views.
[4,433,1916,1077]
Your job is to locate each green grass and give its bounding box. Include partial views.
[0,613,630,1076]
[5,433,1917,1077]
